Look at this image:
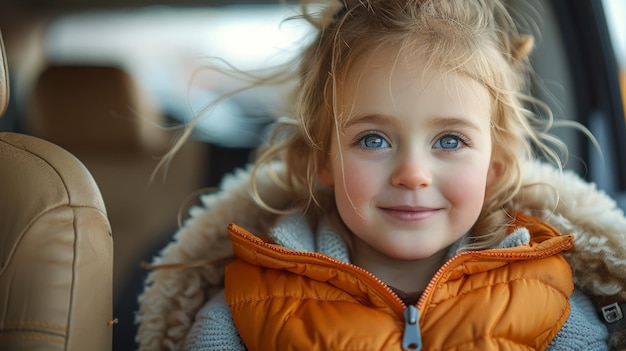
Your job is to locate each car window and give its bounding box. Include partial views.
[595,0,626,208]
[42,4,314,147]
[602,0,625,120]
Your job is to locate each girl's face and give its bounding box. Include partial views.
[320,51,497,262]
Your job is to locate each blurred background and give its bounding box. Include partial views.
[0,0,624,350]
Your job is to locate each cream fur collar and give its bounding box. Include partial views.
[136,160,626,350]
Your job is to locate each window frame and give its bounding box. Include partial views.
[551,0,626,191]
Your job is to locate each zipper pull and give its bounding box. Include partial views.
[402,305,422,351]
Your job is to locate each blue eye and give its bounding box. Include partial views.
[359,134,390,149]
[433,135,461,149]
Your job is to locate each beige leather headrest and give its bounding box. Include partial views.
[28,65,165,153]
[0,31,9,117]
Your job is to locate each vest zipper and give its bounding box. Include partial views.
[229,223,406,311]
[228,223,573,350]
[402,305,422,351]
[230,224,420,349]
[415,236,574,310]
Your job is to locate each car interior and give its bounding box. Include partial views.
[0,0,624,350]
[0,31,113,350]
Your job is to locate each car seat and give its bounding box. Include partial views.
[0,30,114,351]
[25,58,209,349]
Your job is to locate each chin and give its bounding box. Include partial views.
[386,247,444,261]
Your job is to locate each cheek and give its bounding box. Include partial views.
[442,163,490,209]
[335,162,372,201]
[333,158,382,208]
[343,167,372,192]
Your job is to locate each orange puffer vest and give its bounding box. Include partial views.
[225,214,575,350]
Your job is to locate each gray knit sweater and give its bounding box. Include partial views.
[184,214,609,350]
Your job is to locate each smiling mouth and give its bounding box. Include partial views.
[379,206,440,221]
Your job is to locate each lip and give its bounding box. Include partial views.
[379,206,440,222]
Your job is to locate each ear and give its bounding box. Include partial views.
[486,159,503,187]
[511,35,534,61]
[318,160,334,186]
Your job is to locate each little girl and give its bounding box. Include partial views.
[136,0,626,350]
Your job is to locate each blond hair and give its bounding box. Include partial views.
[250,0,577,250]
[166,0,579,250]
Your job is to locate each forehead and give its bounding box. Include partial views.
[336,48,492,124]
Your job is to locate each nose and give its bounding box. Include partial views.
[390,156,432,189]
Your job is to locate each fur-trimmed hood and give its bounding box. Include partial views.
[135,160,626,350]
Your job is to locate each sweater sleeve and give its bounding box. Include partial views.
[184,290,246,351]
[546,288,609,351]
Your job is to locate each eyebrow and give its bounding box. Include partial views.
[344,113,484,132]
[343,114,394,128]
[427,116,484,133]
